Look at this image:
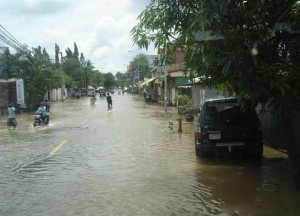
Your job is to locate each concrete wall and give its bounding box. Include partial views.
[259,112,285,149]
[191,86,223,108]
[45,88,67,101]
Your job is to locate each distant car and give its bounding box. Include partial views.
[70,89,80,99]
[194,97,263,159]
[78,88,87,96]
[96,86,105,93]
[97,87,106,97]
[87,87,95,96]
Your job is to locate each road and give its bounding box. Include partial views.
[0,93,299,216]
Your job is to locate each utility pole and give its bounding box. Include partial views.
[163,47,168,113]
[59,52,65,100]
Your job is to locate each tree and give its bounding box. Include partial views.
[115,72,130,88]
[0,48,14,79]
[93,70,104,87]
[13,52,52,109]
[84,60,95,88]
[129,53,150,81]
[103,72,116,89]
[73,42,79,60]
[65,48,73,58]
[42,48,50,61]
[55,43,60,67]
[132,0,300,188]
[61,58,81,87]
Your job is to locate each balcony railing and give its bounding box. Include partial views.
[151,62,185,77]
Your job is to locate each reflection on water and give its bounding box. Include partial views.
[0,95,300,216]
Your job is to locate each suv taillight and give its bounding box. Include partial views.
[196,126,202,139]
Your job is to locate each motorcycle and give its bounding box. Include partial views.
[90,96,97,105]
[33,113,49,127]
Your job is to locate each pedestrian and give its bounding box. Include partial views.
[7,103,16,129]
[143,88,148,101]
[106,93,113,110]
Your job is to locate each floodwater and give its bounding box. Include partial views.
[0,93,299,216]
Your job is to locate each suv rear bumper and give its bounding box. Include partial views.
[196,140,262,154]
[197,141,245,151]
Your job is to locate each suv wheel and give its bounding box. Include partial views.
[195,145,202,156]
[195,137,206,157]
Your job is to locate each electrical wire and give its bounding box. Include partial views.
[0,24,30,53]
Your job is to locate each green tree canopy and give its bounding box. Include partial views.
[55,43,60,67]
[129,53,150,80]
[13,50,52,108]
[115,72,131,88]
[103,72,116,89]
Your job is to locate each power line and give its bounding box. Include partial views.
[0,24,30,53]
[0,25,25,49]
[0,34,21,51]
[0,31,23,51]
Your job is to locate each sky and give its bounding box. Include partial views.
[0,0,155,74]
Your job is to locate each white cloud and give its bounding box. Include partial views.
[0,0,154,74]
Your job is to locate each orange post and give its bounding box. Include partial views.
[178,117,182,132]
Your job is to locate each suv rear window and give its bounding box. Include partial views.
[202,102,259,126]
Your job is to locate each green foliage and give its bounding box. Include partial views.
[132,0,300,114]
[12,51,52,109]
[0,42,113,109]
[103,73,116,89]
[175,94,193,114]
[115,72,131,88]
[129,53,150,80]
[55,43,60,67]
[175,94,190,106]
[62,58,81,87]
[0,48,14,79]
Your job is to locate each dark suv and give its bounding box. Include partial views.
[194,97,263,159]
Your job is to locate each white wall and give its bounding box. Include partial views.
[46,88,67,101]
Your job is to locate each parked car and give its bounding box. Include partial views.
[194,97,263,159]
[71,92,80,99]
[78,88,87,96]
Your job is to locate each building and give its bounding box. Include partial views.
[150,48,189,105]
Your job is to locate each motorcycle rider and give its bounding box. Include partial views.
[43,99,50,121]
[36,101,47,124]
[90,93,96,105]
[44,99,50,113]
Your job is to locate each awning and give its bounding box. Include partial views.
[139,77,157,87]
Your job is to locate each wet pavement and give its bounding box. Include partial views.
[0,93,299,216]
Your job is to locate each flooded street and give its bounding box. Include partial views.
[0,94,300,216]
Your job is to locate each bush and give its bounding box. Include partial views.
[175,94,190,106]
[175,94,193,115]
